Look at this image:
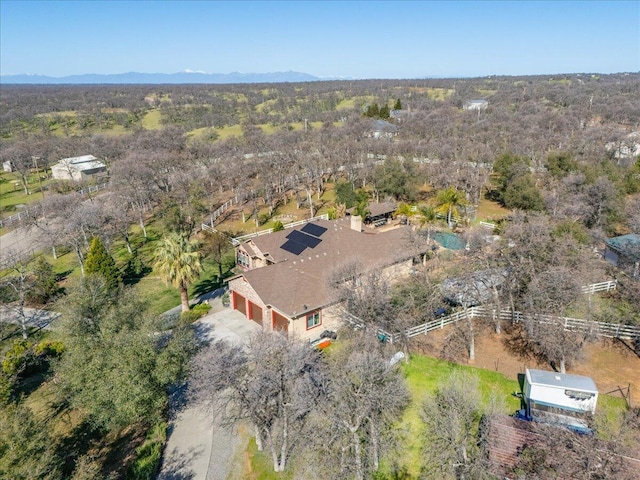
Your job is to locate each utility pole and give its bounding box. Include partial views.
[33,156,44,200]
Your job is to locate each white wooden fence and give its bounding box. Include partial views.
[348,280,639,344]
[205,196,239,228]
[362,305,640,344]
[581,279,617,294]
[210,214,330,246]
[0,182,109,229]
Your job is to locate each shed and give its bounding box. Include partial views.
[521,369,598,432]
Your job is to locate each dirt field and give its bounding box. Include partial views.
[410,326,640,407]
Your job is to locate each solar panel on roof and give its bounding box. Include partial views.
[301,223,328,238]
[287,230,322,248]
[280,239,307,255]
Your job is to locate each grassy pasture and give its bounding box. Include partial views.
[141,109,163,129]
[0,171,49,218]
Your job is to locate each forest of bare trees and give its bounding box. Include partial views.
[1,73,639,478]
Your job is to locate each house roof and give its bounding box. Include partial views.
[526,369,598,393]
[346,201,397,218]
[53,154,106,172]
[368,201,397,217]
[371,119,399,133]
[464,99,488,107]
[239,218,422,317]
[606,233,640,260]
[486,414,640,479]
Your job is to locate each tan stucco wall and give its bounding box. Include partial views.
[288,303,343,343]
[228,277,267,327]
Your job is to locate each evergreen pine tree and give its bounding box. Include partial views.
[380,104,391,119]
[365,103,380,118]
[84,237,120,291]
[26,256,58,305]
[394,98,403,110]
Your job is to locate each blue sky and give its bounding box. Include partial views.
[1,0,638,78]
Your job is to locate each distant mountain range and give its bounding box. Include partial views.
[0,70,339,85]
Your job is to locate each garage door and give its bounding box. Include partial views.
[248,301,263,326]
[233,291,246,316]
[272,311,288,336]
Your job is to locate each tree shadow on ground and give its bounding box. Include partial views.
[166,381,192,422]
[156,445,201,480]
[57,420,103,477]
[610,336,640,360]
[501,322,553,370]
[191,277,220,299]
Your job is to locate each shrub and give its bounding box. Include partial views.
[34,339,65,358]
[221,291,230,307]
[2,340,35,377]
[179,302,211,325]
[272,220,284,232]
[128,422,167,480]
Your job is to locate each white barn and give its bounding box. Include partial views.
[463,99,489,111]
[51,155,107,181]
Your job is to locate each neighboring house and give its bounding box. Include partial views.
[463,99,488,111]
[606,131,640,160]
[604,233,640,279]
[229,217,425,341]
[2,161,13,173]
[367,119,399,139]
[50,155,107,181]
[346,201,397,226]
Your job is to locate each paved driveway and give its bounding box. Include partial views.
[158,307,260,480]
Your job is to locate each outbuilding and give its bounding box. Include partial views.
[51,155,107,181]
[520,369,598,433]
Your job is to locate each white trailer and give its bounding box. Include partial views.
[521,369,598,432]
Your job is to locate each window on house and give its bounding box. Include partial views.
[237,251,250,268]
[306,311,321,329]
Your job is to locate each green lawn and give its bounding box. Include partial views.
[0,171,49,218]
[474,197,511,223]
[426,87,454,101]
[141,109,163,130]
[396,354,521,476]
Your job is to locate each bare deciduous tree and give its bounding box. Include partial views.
[189,331,326,472]
[421,370,497,480]
[310,336,409,480]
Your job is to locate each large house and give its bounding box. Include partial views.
[51,155,107,181]
[228,217,424,341]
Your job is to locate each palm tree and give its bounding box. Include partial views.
[394,202,414,223]
[353,200,370,220]
[434,187,468,228]
[418,205,437,242]
[154,233,203,312]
